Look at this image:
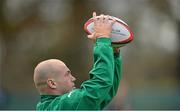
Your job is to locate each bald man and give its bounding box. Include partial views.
[34,59,76,95]
[34,12,122,110]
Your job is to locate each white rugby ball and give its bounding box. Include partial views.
[84,16,134,47]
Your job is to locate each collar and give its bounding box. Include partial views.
[40,95,59,102]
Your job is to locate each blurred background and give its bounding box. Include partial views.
[0,0,180,110]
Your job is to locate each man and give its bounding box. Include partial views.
[34,12,122,110]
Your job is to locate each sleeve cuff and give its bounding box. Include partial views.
[96,38,111,46]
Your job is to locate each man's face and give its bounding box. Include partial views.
[55,65,76,94]
[34,59,76,95]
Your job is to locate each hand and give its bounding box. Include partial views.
[113,47,120,53]
[88,12,116,41]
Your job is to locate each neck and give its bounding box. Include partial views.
[39,88,64,95]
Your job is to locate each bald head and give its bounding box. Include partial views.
[34,59,66,85]
[33,59,76,95]
[34,59,65,86]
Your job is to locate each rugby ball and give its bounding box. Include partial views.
[84,16,134,47]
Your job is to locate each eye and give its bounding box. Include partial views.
[65,70,71,76]
[68,70,71,74]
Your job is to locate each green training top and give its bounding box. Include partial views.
[36,38,122,110]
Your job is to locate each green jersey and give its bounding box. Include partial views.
[36,38,122,110]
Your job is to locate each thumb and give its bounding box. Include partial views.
[87,32,96,43]
[87,32,96,39]
[87,34,93,39]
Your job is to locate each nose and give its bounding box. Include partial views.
[72,76,76,81]
[71,75,76,81]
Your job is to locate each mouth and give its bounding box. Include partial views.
[71,85,76,90]
[72,82,75,87]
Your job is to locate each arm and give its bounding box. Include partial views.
[76,13,116,110]
[76,38,114,110]
[100,49,122,109]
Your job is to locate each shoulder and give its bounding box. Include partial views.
[55,89,84,109]
[62,89,83,100]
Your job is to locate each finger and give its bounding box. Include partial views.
[110,17,116,25]
[87,32,95,39]
[99,14,104,23]
[104,15,109,23]
[87,33,96,43]
[109,16,114,20]
[93,12,97,24]
[87,34,92,38]
[93,12,96,20]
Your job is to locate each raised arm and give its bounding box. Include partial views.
[100,48,122,109]
[76,12,116,110]
[78,38,114,109]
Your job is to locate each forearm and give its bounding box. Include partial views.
[90,38,114,85]
[81,38,114,92]
[100,52,122,109]
[79,38,114,109]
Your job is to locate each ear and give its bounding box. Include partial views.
[47,79,57,89]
